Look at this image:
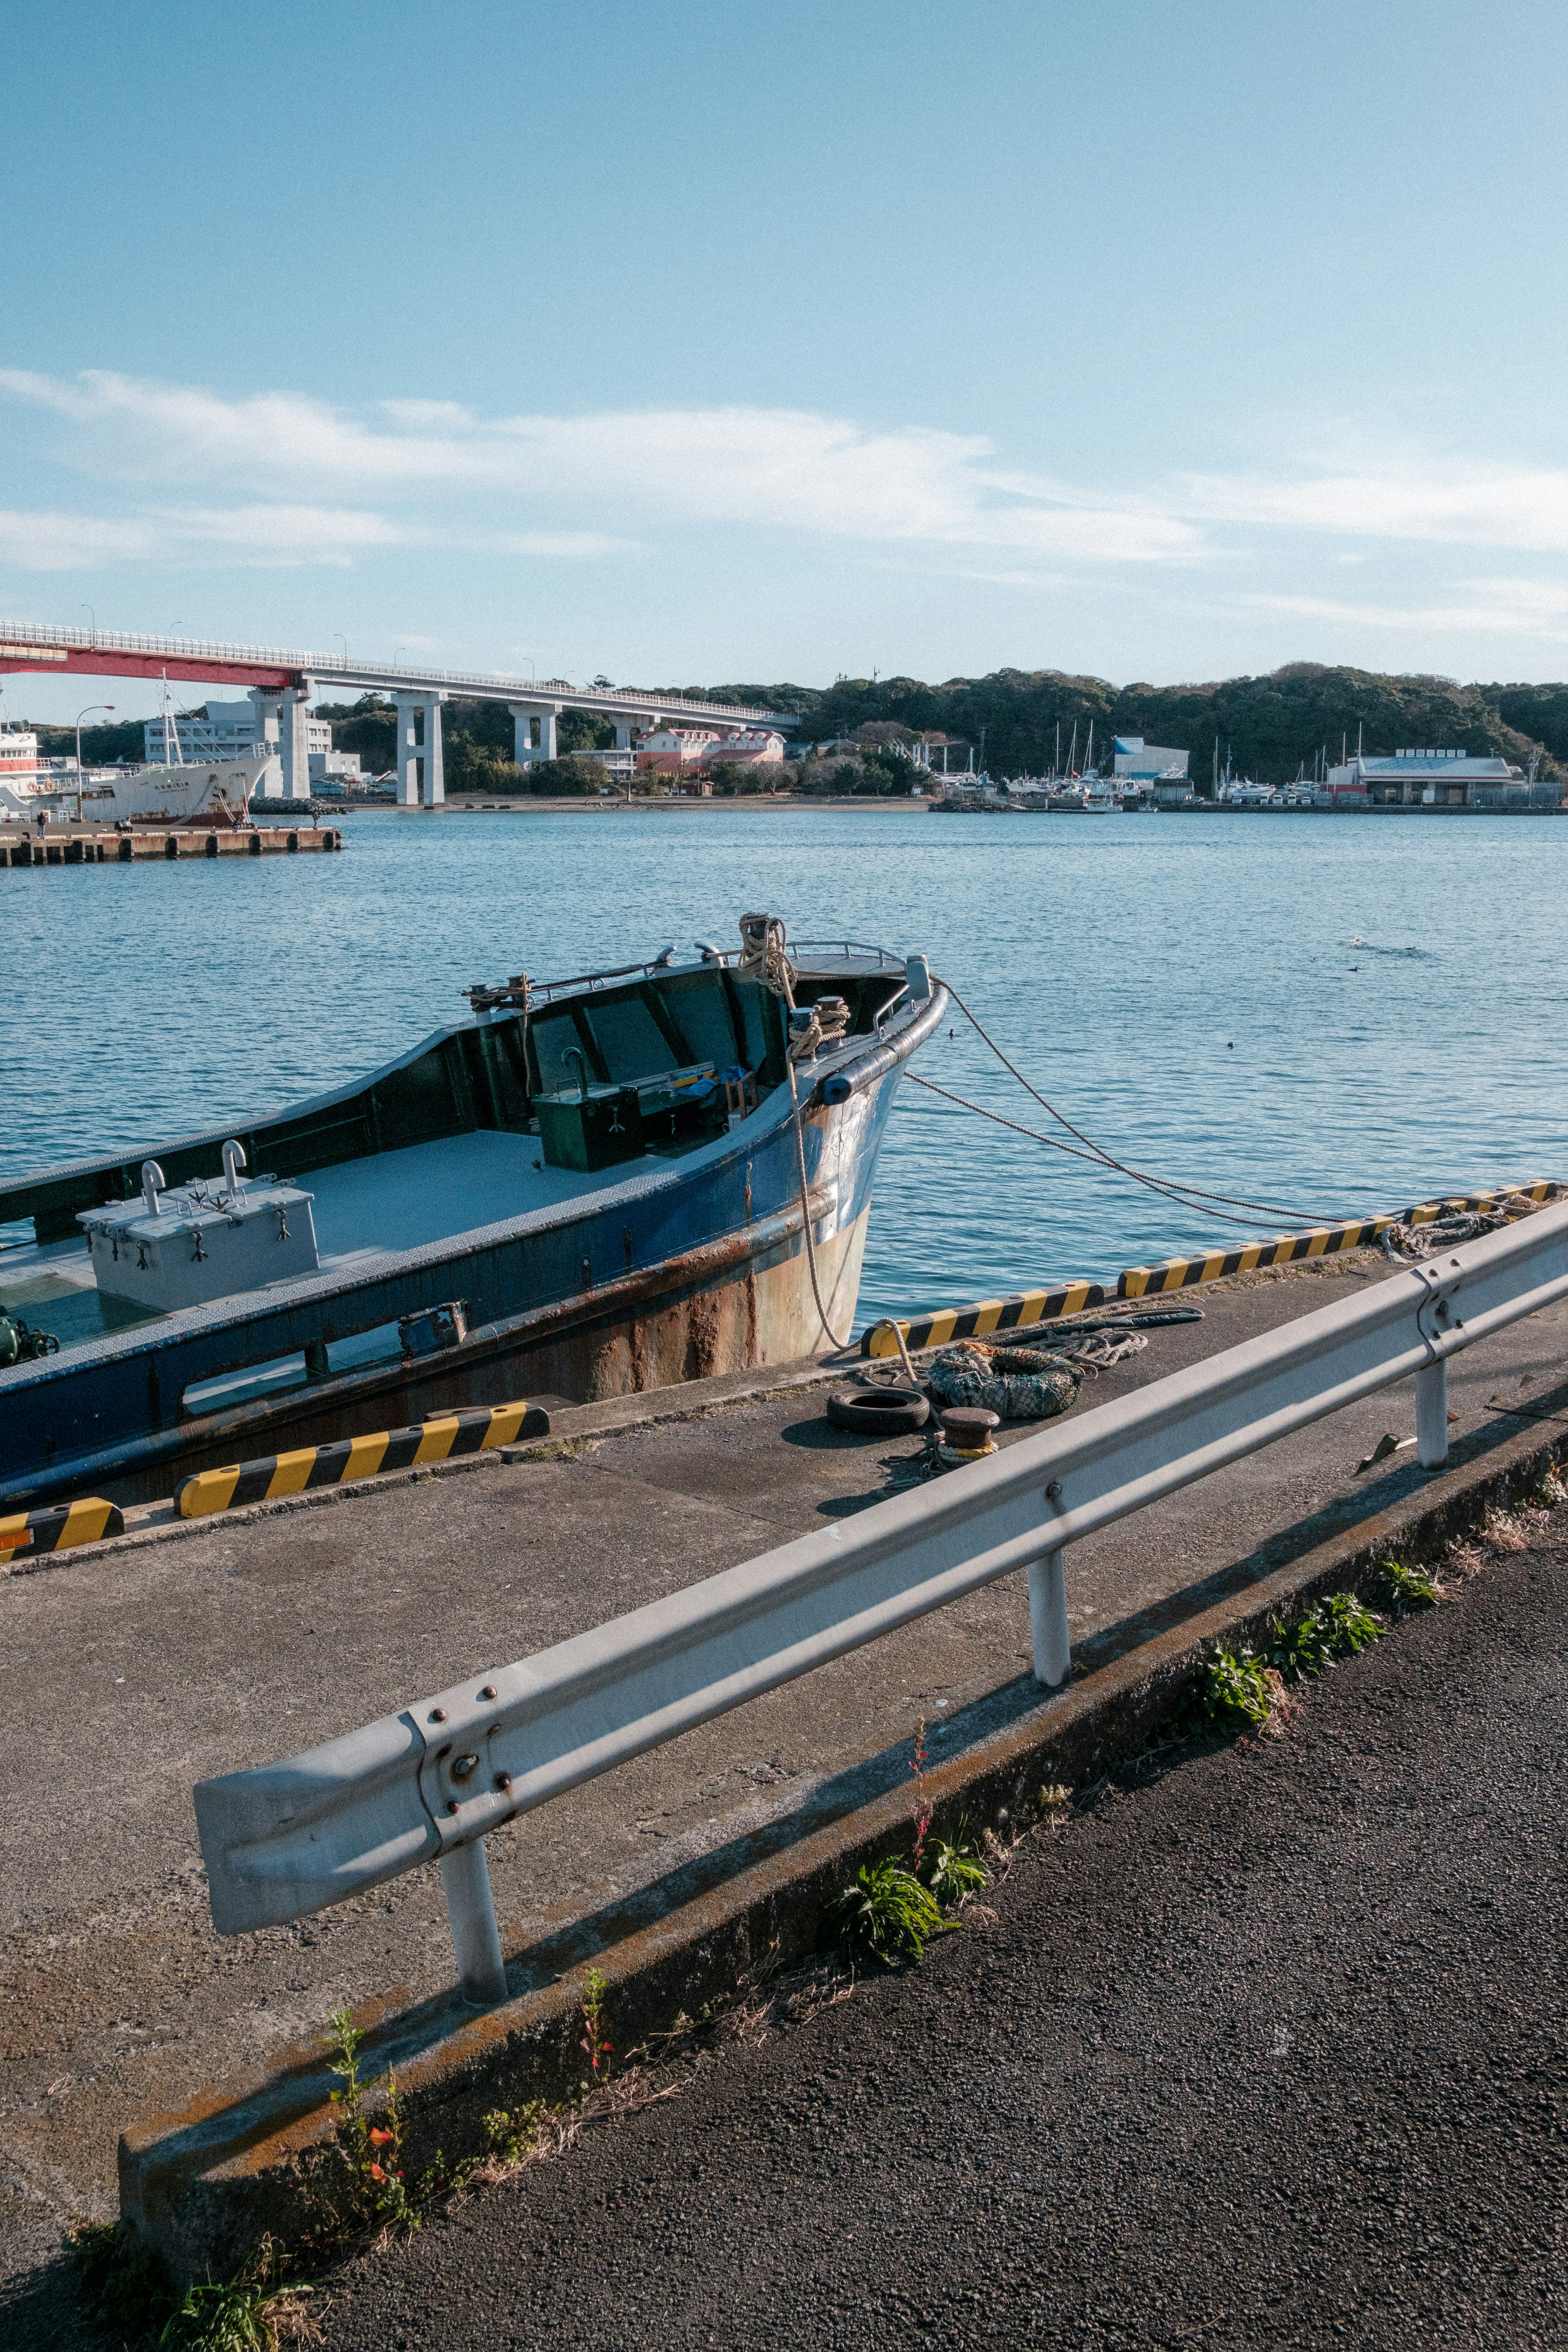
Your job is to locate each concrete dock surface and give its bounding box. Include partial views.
[3,1253,1567,2332]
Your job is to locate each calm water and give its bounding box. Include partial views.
[5,808,1566,1324]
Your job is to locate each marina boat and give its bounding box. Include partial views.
[1082,775,1119,812]
[0,915,946,1510]
[0,733,269,827]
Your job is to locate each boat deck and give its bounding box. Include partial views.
[0,1133,621,1356]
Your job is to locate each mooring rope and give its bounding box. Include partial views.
[929,980,1341,1230]
[786,1056,855,1351]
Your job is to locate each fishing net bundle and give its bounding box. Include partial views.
[927,1340,1083,1422]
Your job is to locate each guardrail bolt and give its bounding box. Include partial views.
[452,1754,479,1780]
[479,1684,497,1699]
[428,1707,448,1723]
[494,1771,512,1790]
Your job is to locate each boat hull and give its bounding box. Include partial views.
[0,981,940,1511]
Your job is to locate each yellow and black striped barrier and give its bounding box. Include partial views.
[1116,1182,1564,1299]
[861,1182,1566,1350]
[175,1401,550,1521]
[862,1281,1106,1357]
[0,1496,125,1561]
[1118,1219,1390,1297]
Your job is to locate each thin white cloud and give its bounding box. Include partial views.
[0,501,404,571]
[0,509,167,569]
[0,498,632,574]
[0,368,1198,563]
[1180,461,1568,553]
[1243,581,1568,642]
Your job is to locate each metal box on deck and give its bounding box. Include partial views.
[535,1083,644,1174]
[80,1180,320,1312]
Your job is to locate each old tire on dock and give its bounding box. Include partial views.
[826,1386,931,1436]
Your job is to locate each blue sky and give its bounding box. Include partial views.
[5,0,1568,723]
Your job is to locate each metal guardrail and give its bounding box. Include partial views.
[0,620,793,727]
[194,1199,1568,2005]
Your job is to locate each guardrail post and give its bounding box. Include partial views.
[438,1839,508,2007]
[1028,1548,1071,1686]
[1416,1359,1450,1469]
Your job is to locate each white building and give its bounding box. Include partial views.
[1321,747,1555,808]
[1113,736,1190,784]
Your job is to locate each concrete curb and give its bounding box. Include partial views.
[118,1390,1568,2282]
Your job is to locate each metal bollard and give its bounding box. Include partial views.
[1028,1547,1071,1686]
[1416,1359,1449,1469]
[438,1838,508,2007]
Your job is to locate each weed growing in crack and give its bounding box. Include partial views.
[480,2102,549,2166]
[1269,1592,1382,1680]
[300,2009,466,2249]
[71,2221,314,2352]
[922,1821,989,1911]
[157,2239,316,2351]
[1368,1555,1442,1613]
[1184,1644,1276,1732]
[829,1856,948,1966]
[579,1967,612,2091]
[909,1718,933,1871]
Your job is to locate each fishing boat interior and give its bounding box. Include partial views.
[0,931,913,1366]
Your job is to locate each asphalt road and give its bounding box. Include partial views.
[309,1511,1568,2352]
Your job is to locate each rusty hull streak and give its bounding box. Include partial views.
[59,1185,846,1506]
[118,1400,1568,2285]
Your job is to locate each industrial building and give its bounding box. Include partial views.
[1323,748,1559,809]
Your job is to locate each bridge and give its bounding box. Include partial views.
[0,619,797,806]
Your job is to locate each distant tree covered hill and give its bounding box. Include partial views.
[23,665,1565,790]
[680,664,1557,784]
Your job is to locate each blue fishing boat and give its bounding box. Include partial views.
[0,916,946,1510]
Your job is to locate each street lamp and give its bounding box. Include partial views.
[75,703,114,821]
[80,603,96,646]
[335,633,347,668]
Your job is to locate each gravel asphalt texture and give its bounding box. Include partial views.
[301,1510,1568,2352]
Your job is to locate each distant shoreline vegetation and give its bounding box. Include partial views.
[28,662,1568,792]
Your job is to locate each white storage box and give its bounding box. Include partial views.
[80,1169,320,1312]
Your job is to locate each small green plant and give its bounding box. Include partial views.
[71,2216,178,2344]
[1367,1555,1441,1613]
[828,1856,948,1965]
[1270,1592,1382,1679]
[921,1823,989,1912]
[322,2007,420,2230]
[1188,1644,1274,1731]
[157,2241,313,2352]
[579,1967,612,2091]
[481,2102,547,2165]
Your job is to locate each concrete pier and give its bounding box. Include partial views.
[3,1250,1566,2298]
[1,823,343,864]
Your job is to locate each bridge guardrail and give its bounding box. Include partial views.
[194,1198,1568,2005]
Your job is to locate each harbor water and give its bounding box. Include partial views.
[5,807,1566,1328]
